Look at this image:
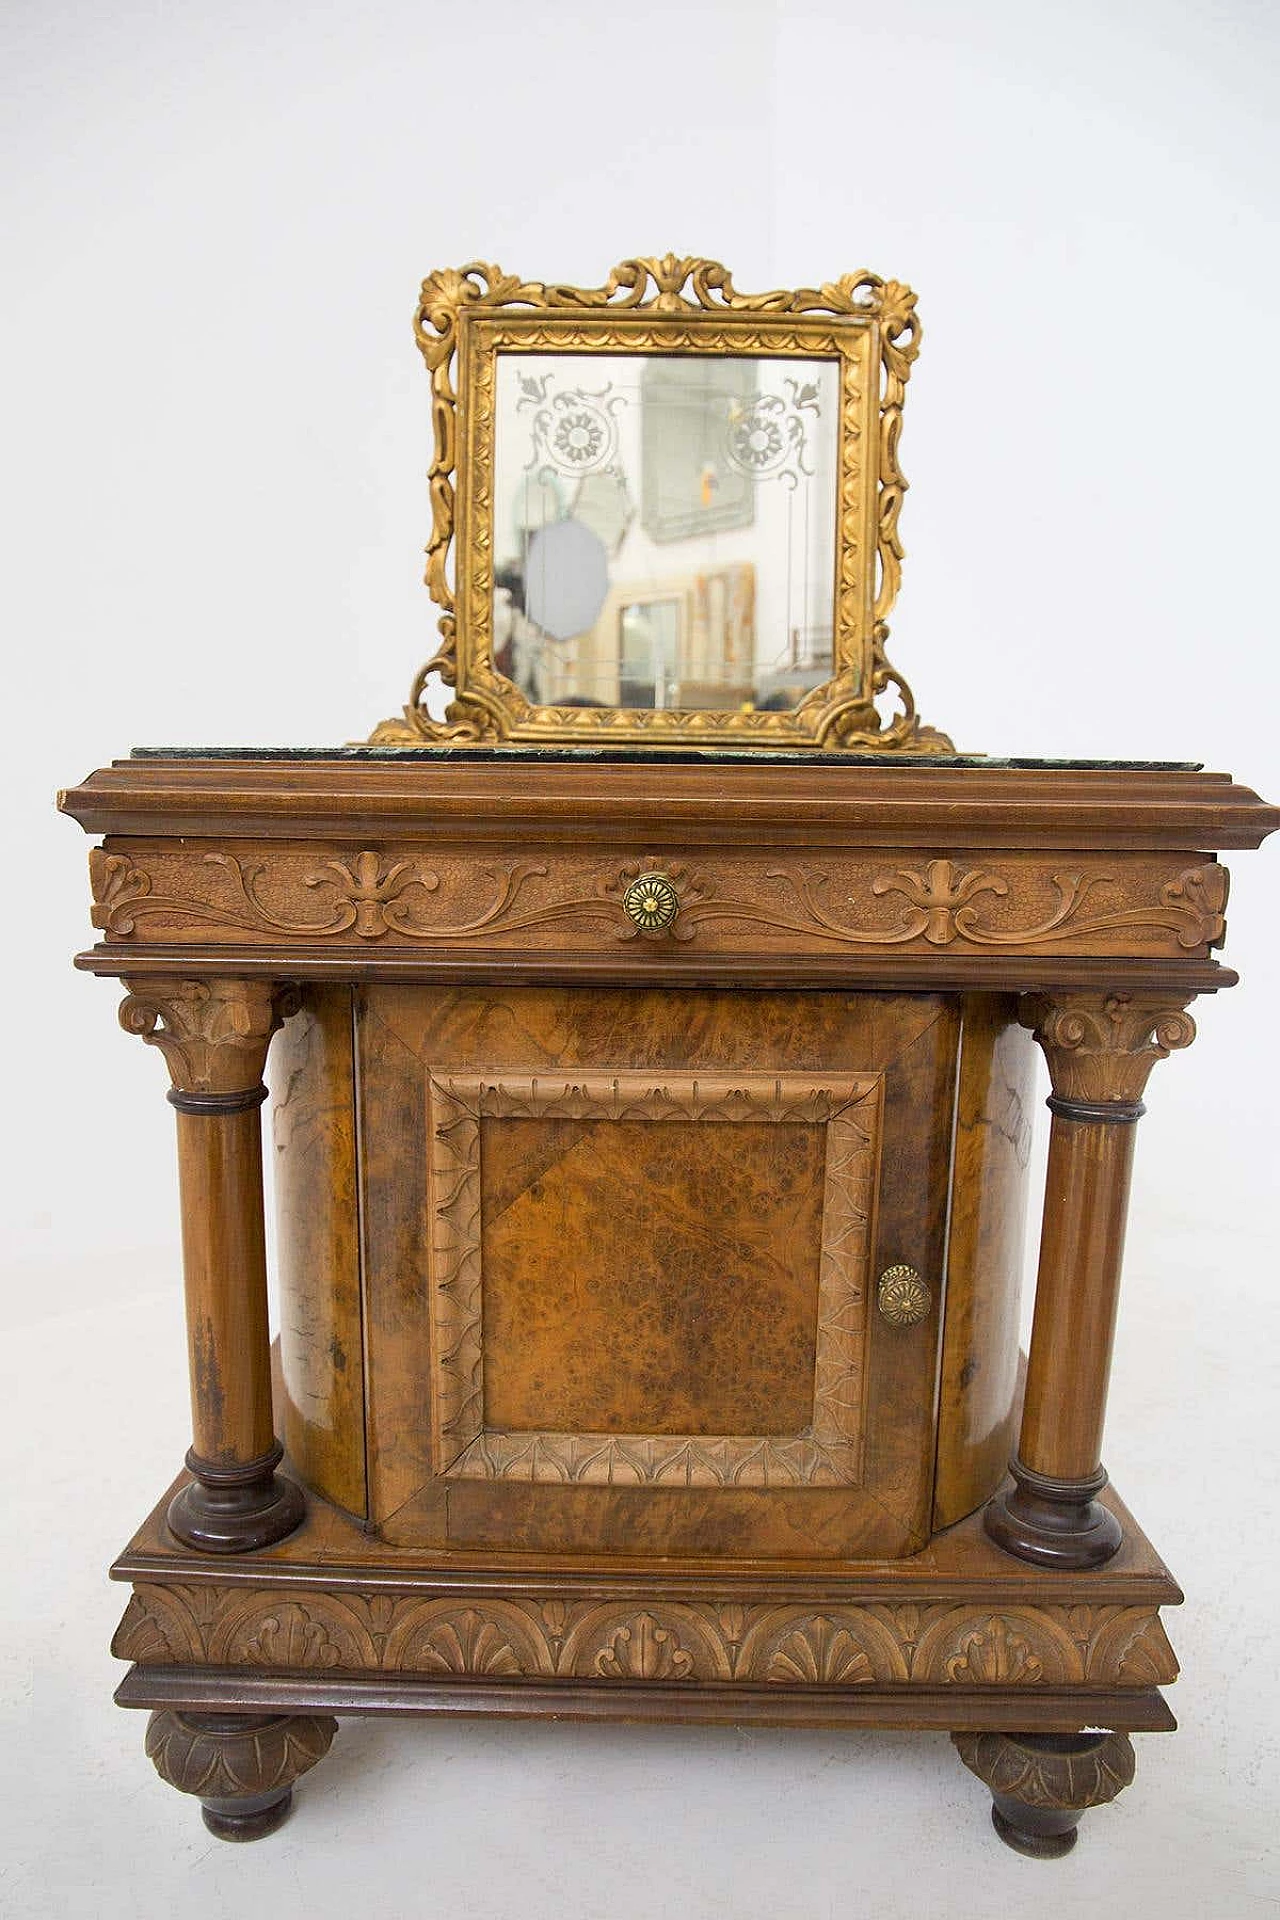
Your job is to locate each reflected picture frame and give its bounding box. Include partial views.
[371,256,952,752]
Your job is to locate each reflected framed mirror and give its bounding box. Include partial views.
[371,256,952,751]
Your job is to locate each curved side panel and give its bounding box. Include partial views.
[272,987,366,1519]
[934,997,1035,1529]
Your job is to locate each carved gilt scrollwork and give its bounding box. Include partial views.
[366,256,949,752]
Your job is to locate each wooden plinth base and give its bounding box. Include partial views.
[111,1468,1181,1848]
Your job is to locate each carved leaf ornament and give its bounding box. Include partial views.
[91,847,1229,956]
[116,1585,1179,1690]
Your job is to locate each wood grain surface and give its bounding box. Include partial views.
[354,985,957,1559]
[83,840,1235,963]
[271,988,365,1518]
[481,1113,827,1438]
[933,998,1035,1528]
[59,754,1280,850]
[62,751,1265,1762]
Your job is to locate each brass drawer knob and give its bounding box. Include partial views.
[877,1264,932,1327]
[622,871,681,933]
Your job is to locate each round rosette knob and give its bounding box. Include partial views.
[622,872,681,934]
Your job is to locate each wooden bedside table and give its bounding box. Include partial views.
[59,747,1278,1855]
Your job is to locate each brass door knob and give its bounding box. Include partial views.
[877,1264,932,1327]
[622,871,680,933]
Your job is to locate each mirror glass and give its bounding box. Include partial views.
[491,351,841,713]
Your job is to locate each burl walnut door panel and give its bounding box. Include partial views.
[358,986,958,1560]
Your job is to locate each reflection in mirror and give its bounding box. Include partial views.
[491,352,840,713]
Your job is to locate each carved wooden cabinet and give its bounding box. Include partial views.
[60,749,1277,1857]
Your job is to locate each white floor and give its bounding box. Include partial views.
[4,1212,1278,1920]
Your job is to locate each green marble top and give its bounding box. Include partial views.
[128,747,1201,771]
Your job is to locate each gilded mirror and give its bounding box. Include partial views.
[372,256,951,751]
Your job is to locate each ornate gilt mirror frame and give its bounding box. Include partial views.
[371,256,952,751]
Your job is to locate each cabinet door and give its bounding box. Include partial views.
[359,986,957,1561]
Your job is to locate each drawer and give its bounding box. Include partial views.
[92,837,1229,963]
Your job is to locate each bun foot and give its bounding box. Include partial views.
[991,1800,1080,1858]
[144,1711,336,1839]
[201,1786,293,1841]
[952,1730,1135,1857]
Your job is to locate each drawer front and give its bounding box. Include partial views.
[358,984,958,1560]
[90,838,1229,963]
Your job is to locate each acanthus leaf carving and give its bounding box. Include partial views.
[118,976,300,1094]
[96,851,583,944]
[740,860,1226,952]
[943,1616,1046,1686]
[89,849,151,932]
[241,1605,345,1671]
[716,1604,746,1647]
[1023,990,1197,1106]
[145,1709,336,1802]
[592,1612,695,1681]
[113,1584,1177,1688]
[110,1590,198,1664]
[952,1730,1136,1812]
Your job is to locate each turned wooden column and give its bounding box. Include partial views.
[120,977,305,1552]
[984,991,1196,1568]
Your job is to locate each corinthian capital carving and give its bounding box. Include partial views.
[1020,991,1196,1109]
[119,977,300,1094]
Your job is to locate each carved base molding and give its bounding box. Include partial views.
[114,1581,1177,1691]
[117,1558,1175,1843]
[109,1459,1186,1846]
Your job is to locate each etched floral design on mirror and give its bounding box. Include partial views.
[369,256,954,751]
[493,352,840,714]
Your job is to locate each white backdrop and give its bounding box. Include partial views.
[4,4,1279,1916]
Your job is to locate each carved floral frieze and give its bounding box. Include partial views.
[89,846,1230,959]
[114,1584,1179,1689]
